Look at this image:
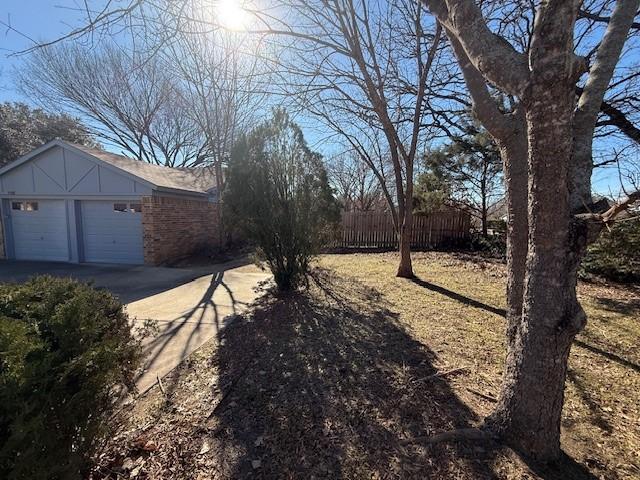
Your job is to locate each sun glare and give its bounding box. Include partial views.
[216,0,250,31]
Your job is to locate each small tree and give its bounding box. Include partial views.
[421,126,503,236]
[413,169,452,215]
[224,110,340,290]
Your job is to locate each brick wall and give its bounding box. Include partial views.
[142,195,221,265]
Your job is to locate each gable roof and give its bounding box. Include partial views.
[0,140,218,196]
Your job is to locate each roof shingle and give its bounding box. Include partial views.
[70,143,218,195]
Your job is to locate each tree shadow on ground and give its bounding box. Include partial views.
[205,268,500,478]
[573,339,640,373]
[406,277,600,480]
[411,276,507,317]
[202,269,600,479]
[593,296,640,316]
[523,453,600,480]
[565,370,613,434]
[134,270,245,395]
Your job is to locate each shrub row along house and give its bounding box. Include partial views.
[0,140,220,265]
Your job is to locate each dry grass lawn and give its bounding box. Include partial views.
[92,252,639,480]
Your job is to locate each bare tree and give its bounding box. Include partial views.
[19,42,209,166]
[18,2,270,169]
[416,0,640,461]
[156,1,271,172]
[327,152,388,212]
[250,0,447,277]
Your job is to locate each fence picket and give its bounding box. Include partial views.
[334,211,470,249]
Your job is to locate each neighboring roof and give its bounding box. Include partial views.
[486,194,630,220]
[487,198,507,221]
[70,143,218,195]
[0,139,217,196]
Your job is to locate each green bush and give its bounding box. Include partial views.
[0,276,141,479]
[224,109,341,290]
[581,217,640,283]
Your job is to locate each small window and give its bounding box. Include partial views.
[130,203,142,213]
[11,201,38,212]
[113,203,128,213]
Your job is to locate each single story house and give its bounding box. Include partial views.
[0,140,221,265]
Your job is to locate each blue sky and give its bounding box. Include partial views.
[0,1,85,96]
[0,1,633,196]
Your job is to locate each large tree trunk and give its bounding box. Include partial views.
[426,0,638,464]
[396,206,414,278]
[497,112,528,331]
[485,5,585,461]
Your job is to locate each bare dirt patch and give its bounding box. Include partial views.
[91,252,639,479]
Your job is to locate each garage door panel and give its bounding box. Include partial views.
[84,239,142,251]
[12,217,67,224]
[81,201,144,264]
[84,227,141,235]
[12,229,68,239]
[84,233,142,240]
[17,238,68,248]
[11,200,70,262]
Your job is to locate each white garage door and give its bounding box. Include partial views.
[11,199,70,262]
[81,200,144,264]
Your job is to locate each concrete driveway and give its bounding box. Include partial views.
[0,259,271,392]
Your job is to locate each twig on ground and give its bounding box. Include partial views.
[400,427,494,446]
[466,387,498,403]
[426,367,469,379]
[156,374,166,397]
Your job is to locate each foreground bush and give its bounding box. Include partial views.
[0,276,141,479]
[581,217,640,283]
[224,109,340,290]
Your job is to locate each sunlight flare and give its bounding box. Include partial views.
[215,0,250,31]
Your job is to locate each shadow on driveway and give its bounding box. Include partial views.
[0,258,271,393]
[0,258,252,304]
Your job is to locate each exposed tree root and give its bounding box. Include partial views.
[400,427,496,446]
[466,387,498,403]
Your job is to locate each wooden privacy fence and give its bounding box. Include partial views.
[335,211,471,249]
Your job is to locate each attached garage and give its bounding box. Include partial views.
[0,140,221,265]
